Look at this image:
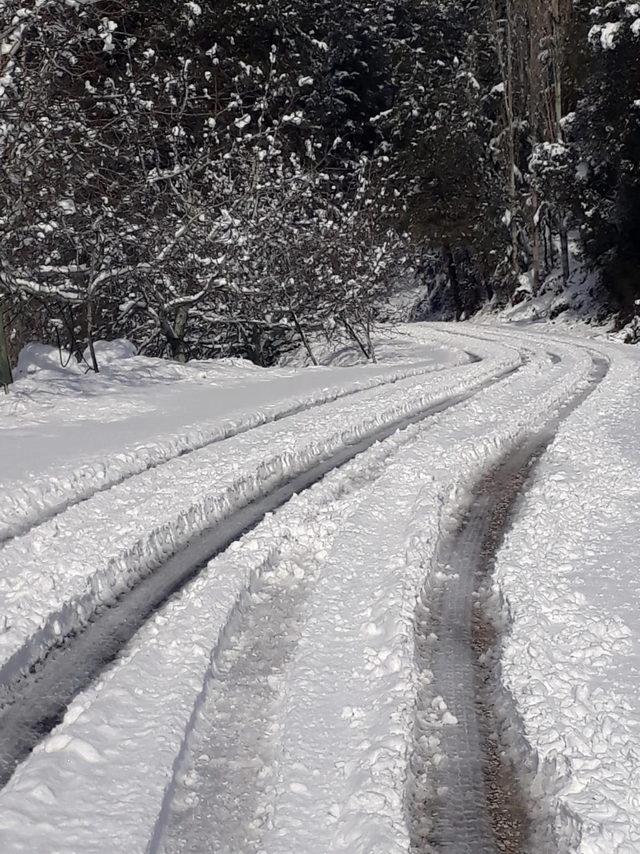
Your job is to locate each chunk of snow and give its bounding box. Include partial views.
[82,339,137,366]
[58,198,76,215]
[590,21,623,49]
[16,343,81,378]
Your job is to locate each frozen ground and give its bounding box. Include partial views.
[0,323,638,854]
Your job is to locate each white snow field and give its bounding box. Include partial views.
[0,323,638,854]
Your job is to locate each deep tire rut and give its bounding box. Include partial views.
[409,353,608,854]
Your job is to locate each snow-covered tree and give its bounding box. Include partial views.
[1,0,409,364]
[571,0,640,316]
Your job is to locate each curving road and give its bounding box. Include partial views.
[0,323,631,854]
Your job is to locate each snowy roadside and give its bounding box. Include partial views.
[0,333,469,543]
[0,327,593,853]
[491,335,640,854]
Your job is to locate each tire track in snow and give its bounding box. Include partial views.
[0,351,473,549]
[416,322,565,369]
[151,431,393,854]
[0,361,517,789]
[409,352,609,853]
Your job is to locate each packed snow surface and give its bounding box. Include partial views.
[0,323,638,854]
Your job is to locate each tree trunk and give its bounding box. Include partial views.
[0,303,13,391]
[559,217,570,285]
[251,324,265,366]
[341,316,372,361]
[544,224,555,270]
[504,0,519,284]
[169,306,189,363]
[238,325,256,364]
[484,280,494,302]
[65,306,83,364]
[531,193,542,296]
[551,0,568,142]
[86,299,100,373]
[364,318,377,364]
[291,311,318,366]
[444,247,463,320]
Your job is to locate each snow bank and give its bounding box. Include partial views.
[279,327,471,368]
[15,343,82,378]
[82,338,137,365]
[15,339,138,379]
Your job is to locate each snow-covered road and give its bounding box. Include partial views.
[0,323,638,854]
